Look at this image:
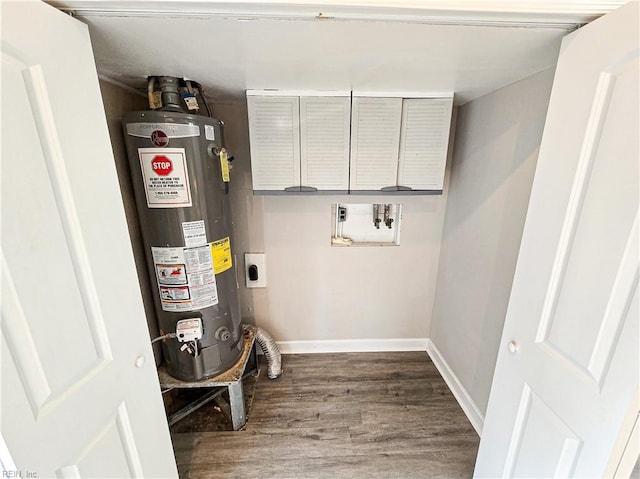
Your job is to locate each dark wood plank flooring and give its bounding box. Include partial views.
[171,352,479,479]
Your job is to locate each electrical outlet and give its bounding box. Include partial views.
[245,253,266,288]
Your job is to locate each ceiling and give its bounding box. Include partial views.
[50,1,625,105]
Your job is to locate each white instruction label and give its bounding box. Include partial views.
[139,148,192,208]
[160,285,190,301]
[152,246,218,312]
[205,124,216,141]
[182,220,207,247]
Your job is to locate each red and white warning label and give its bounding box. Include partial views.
[156,263,187,285]
[139,148,192,208]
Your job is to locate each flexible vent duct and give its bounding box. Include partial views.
[244,324,282,379]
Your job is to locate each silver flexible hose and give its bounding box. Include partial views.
[244,324,282,379]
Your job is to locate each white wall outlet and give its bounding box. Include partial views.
[245,253,267,288]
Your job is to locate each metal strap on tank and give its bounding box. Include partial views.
[126,122,200,138]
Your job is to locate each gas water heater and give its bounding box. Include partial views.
[122,76,242,381]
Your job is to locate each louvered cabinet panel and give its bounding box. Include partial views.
[300,96,350,191]
[247,95,300,191]
[397,97,453,191]
[349,97,403,191]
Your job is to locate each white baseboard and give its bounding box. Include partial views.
[276,338,428,354]
[426,339,484,436]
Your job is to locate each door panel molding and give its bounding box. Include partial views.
[533,59,638,388]
[504,384,583,478]
[588,216,639,387]
[1,255,52,416]
[535,71,615,346]
[23,65,113,362]
[116,402,145,477]
[56,403,143,478]
[536,214,639,389]
[2,254,111,421]
[502,383,533,478]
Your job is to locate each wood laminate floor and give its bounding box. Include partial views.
[171,352,480,479]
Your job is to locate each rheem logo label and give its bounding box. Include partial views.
[151,155,173,176]
[151,130,169,147]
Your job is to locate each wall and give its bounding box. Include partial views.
[429,69,555,422]
[213,101,455,351]
[98,79,161,362]
[100,71,551,371]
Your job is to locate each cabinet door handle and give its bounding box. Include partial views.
[283,186,319,192]
[380,185,414,192]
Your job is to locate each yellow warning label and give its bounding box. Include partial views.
[220,149,230,183]
[211,237,232,274]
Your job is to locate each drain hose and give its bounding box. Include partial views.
[244,324,282,379]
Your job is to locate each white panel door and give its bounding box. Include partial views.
[300,96,351,191]
[397,97,453,191]
[349,97,403,191]
[475,3,638,478]
[1,2,177,477]
[247,94,300,191]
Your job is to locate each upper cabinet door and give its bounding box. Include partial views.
[300,96,351,192]
[349,97,403,191]
[247,95,300,191]
[398,97,453,191]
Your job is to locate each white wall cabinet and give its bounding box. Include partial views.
[397,98,454,191]
[248,91,453,194]
[300,95,351,191]
[350,94,453,193]
[247,94,301,191]
[349,97,403,191]
[247,91,351,193]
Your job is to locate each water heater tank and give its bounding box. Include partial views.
[122,106,242,381]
